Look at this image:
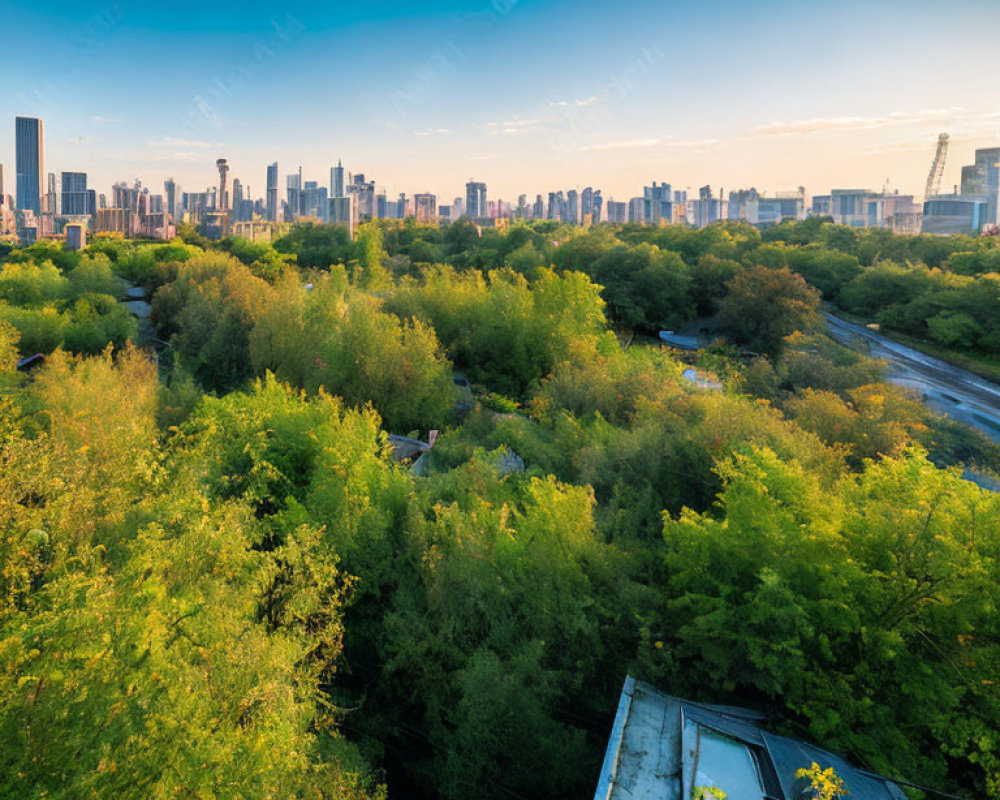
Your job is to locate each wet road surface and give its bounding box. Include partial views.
[825,313,1000,443]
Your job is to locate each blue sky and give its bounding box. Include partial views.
[4,0,1000,204]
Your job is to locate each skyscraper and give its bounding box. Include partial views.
[216,159,230,214]
[15,116,43,216]
[465,180,486,219]
[606,200,626,224]
[628,197,644,223]
[61,172,94,216]
[348,173,375,221]
[266,163,279,222]
[286,171,302,221]
[331,160,345,198]
[45,173,57,216]
[566,189,579,225]
[302,181,329,221]
[414,193,437,223]
[642,182,672,225]
[164,178,179,221]
[329,195,354,238]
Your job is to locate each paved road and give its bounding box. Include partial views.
[825,314,1000,443]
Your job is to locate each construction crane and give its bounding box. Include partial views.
[924,132,949,203]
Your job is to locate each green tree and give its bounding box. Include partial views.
[152,252,274,393]
[718,266,821,357]
[353,223,390,290]
[251,271,455,431]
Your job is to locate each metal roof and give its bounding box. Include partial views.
[595,676,907,800]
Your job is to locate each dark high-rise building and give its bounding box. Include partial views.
[628,197,644,223]
[567,189,579,224]
[286,171,303,221]
[302,181,328,220]
[45,172,58,217]
[232,178,256,222]
[414,193,437,223]
[592,190,603,223]
[606,200,626,224]
[16,116,44,216]
[533,194,544,219]
[643,182,672,224]
[465,180,487,219]
[958,147,1000,226]
[266,162,279,222]
[164,178,178,221]
[348,173,375,220]
[61,172,94,216]
[216,159,230,214]
[329,195,353,237]
[331,160,345,198]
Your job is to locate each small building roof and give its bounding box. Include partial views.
[16,353,45,372]
[595,676,908,800]
[659,331,701,351]
[387,434,432,463]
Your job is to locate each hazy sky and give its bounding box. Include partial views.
[4,0,1000,204]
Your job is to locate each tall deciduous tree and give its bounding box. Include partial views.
[719,265,821,357]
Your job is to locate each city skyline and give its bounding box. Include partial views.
[6,110,1000,242]
[4,0,1000,201]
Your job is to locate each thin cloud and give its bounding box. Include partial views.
[486,119,539,128]
[147,137,225,148]
[549,96,599,108]
[120,150,207,164]
[485,119,540,136]
[90,114,120,124]
[579,137,718,152]
[861,138,942,155]
[747,109,957,138]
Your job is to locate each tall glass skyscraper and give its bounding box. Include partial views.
[164,178,178,220]
[61,172,93,216]
[465,180,487,219]
[266,162,279,221]
[331,160,344,198]
[16,116,44,215]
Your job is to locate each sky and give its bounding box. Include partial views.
[3,0,1000,204]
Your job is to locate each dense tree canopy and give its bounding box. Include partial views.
[2,220,1000,799]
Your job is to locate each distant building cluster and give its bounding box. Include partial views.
[921,147,1000,235]
[3,114,999,246]
[4,116,176,248]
